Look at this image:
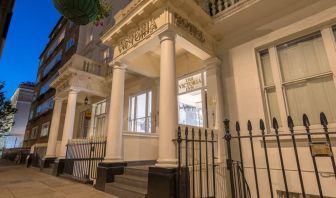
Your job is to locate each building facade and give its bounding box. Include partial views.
[5,82,34,148]
[23,17,80,147]
[34,0,336,197]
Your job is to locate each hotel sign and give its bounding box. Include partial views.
[118,19,158,53]
[174,13,206,43]
[178,73,203,94]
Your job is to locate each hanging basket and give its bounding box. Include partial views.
[52,0,108,25]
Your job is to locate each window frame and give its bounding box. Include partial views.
[128,90,153,133]
[40,122,50,137]
[258,29,336,130]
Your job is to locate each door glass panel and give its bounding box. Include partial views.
[178,89,203,127]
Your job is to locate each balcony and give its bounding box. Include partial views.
[194,0,252,17]
[59,54,109,78]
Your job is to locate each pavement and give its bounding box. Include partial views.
[0,160,117,198]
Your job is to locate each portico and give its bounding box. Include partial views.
[99,0,224,169]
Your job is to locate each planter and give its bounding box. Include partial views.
[52,0,101,25]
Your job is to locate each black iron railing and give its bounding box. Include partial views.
[63,137,106,182]
[224,112,336,198]
[176,126,230,198]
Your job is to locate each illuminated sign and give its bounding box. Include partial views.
[178,73,203,94]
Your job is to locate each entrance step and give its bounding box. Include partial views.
[105,166,150,198]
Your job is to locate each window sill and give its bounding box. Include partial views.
[123,132,159,138]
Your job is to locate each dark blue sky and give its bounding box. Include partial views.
[0,1,61,99]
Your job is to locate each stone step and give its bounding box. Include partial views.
[115,174,148,189]
[105,182,147,198]
[124,166,149,178]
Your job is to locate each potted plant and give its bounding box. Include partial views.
[52,0,112,25]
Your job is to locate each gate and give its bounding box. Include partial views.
[32,144,47,168]
[176,126,246,198]
[63,137,106,182]
[224,112,336,198]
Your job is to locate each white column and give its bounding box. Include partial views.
[45,98,63,158]
[88,103,97,137]
[205,57,224,163]
[104,63,126,162]
[157,31,178,167]
[59,89,78,158]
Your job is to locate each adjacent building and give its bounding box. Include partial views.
[0,0,15,57]
[5,82,34,148]
[26,0,336,197]
[23,17,80,147]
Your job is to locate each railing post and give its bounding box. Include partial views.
[273,118,289,198]
[224,119,236,198]
[303,114,323,198]
[177,126,182,198]
[211,130,216,198]
[260,119,273,198]
[288,116,306,198]
[320,112,336,178]
[236,122,247,198]
[247,120,259,198]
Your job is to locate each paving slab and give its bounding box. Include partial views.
[0,162,118,198]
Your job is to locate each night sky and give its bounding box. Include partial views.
[0,1,61,99]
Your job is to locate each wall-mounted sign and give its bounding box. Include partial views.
[310,142,332,157]
[118,19,158,53]
[174,13,206,43]
[178,73,203,94]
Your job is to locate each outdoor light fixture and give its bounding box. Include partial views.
[84,97,89,105]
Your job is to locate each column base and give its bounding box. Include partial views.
[95,162,127,192]
[155,159,178,168]
[53,159,66,176]
[41,157,57,169]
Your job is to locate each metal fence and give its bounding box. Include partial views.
[63,137,106,182]
[32,144,47,168]
[224,112,336,198]
[176,126,231,198]
[1,147,30,164]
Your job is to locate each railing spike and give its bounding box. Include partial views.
[320,112,328,126]
[185,127,189,136]
[247,120,252,131]
[303,114,310,128]
[236,121,240,132]
[259,119,265,131]
[287,116,294,129]
[272,117,279,130]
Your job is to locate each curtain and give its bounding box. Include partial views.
[260,51,274,86]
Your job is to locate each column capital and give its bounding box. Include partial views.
[204,57,222,68]
[159,31,176,43]
[111,61,127,71]
[68,88,80,94]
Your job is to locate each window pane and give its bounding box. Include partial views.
[136,93,146,119]
[266,88,281,125]
[178,89,203,127]
[277,33,330,82]
[260,50,274,86]
[285,76,336,125]
[147,91,152,117]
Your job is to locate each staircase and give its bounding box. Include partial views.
[105,166,149,198]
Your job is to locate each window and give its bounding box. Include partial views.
[103,48,110,63]
[43,52,62,77]
[31,127,38,139]
[36,98,54,116]
[93,100,107,137]
[40,122,50,137]
[47,30,65,58]
[66,38,75,51]
[28,110,34,120]
[25,130,30,140]
[178,72,207,127]
[39,74,57,95]
[259,32,336,126]
[128,91,152,133]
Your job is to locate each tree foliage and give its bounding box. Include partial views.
[0,82,17,133]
